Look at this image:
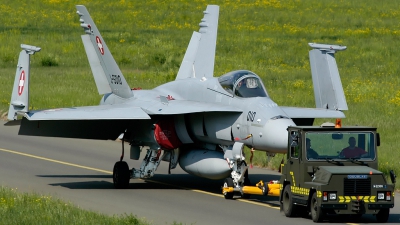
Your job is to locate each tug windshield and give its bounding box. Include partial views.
[305,132,376,161]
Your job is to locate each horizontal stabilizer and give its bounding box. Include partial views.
[24,104,150,120]
[309,43,348,110]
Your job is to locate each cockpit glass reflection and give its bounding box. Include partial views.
[218,70,268,98]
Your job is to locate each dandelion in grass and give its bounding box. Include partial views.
[293,80,305,88]
[388,91,400,106]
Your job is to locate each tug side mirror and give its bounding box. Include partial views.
[390,170,396,184]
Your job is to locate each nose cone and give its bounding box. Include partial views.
[262,118,296,153]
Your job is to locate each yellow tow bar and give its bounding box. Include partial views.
[222,180,280,197]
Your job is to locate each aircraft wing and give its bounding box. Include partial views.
[280,106,345,118]
[17,101,240,139]
[24,104,150,120]
[17,104,150,140]
[24,100,242,119]
[141,98,242,115]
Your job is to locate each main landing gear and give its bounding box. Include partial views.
[112,135,178,189]
[112,148,167,188]
[113,135,131,189]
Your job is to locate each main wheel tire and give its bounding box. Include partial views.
[223,178,234,199]
[311,192,324,222]
[376,208,389,223]
[282,185,296,217]
[113,161,130,189]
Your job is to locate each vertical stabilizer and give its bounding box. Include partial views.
[81,35,112,94]
[8,44,41,120]
[175,31,201,80]
[309,43,348,110]
[193,5,219,78]
[76,5,133,98]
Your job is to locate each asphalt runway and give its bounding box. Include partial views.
[1,121,399,224]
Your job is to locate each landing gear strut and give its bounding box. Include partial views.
[221,143,280,198]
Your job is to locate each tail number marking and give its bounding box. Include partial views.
[247,111,256,122]
[111,74,122,85]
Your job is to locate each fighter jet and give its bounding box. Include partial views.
[8,5,348,192]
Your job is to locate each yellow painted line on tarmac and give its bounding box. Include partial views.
[239,199,280,209]
[150,179,280,209]
[0,147,112,175]
[0,147,318,211]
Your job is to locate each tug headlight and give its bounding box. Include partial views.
[323,192,337,201]
[329,193,337,200]
[377,191,391,201]
[377,192,385,200]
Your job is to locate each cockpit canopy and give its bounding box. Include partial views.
[218,70,268,98]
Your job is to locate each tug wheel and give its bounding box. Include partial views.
[311,192,324,222]
[282,185,296,217]
[113,161,130,189]
[376,208,389,223]
[223,178,234,199]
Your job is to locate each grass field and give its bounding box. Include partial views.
[0,186,187,225]
[0,0,399,193]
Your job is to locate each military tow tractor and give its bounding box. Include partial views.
[280,123,396,223]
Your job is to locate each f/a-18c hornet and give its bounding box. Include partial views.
[8,5,349,193]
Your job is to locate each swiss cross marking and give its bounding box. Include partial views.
[96,36,104,55]
[18,70,25,96]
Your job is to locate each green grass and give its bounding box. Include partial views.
[0,186,151,225]
[0,0,399,192]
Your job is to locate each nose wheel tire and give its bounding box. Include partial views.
[223,178,234,199]
[113,161,130,189]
